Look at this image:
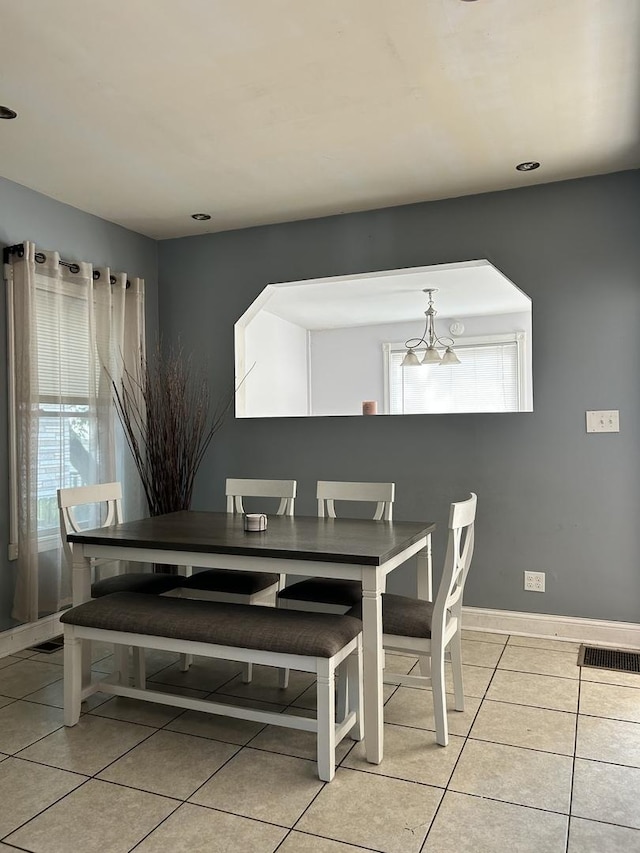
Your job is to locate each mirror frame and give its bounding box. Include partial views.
[235,259,532,418]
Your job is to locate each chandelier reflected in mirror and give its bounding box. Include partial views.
[401,288,461,367]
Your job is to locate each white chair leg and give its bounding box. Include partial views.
[114,645,129,685]
[418,655,431,677]
[242,662,253,684]
[81,639,92,692]
[64,629,82,726]
[132,647,146,689]
[179,653,192,672]
[449,631,465,712]
[317,661,336,782]
[432,647,448,747]
[336,663,347,724]
[276,596,291,688]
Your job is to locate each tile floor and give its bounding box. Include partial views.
[0,631,639,852]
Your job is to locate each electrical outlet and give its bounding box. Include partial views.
[524,571,545,592]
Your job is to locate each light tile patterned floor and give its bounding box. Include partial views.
[0,632,639,852]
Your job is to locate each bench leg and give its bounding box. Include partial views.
[317,661,336,782]
[64,628,82,726]
[179,653,192,672]
[242,662,253,684]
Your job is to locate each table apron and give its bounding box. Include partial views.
[75,536,427,580]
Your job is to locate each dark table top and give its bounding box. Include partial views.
[67,511,436,566]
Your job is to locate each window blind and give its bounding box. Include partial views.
[34,280,96,531]
[389,339,520,414]
[35,283,92,399]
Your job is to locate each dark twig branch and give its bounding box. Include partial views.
[112,343,233,517]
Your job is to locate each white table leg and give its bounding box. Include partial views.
[71,543,92,690]
[416,535,433,677]
[361,572,384,764]
[416,534,432,602]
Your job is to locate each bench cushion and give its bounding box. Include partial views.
[91,572,185,598]
[61,592,362,658]
[179,569,280,596]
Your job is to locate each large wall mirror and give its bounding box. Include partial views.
[235,260,532,417]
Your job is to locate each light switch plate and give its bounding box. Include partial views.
[586,410,620,433]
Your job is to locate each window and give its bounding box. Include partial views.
[385,333,527,414]
[35,279,101,539]
[6,242,145,623]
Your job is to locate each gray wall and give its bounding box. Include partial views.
[1,171,638,628]
[158,170,640,624]
[0,176,159,628]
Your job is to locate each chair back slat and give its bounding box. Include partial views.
[57,481,123,510]
[432,493,477,638]
[316,481,395,521]
[57,482,124,570]
[225,478,297,516]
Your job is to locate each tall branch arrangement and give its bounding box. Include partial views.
[112,344,232,517]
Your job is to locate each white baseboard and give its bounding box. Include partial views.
[0,612,63,658]
[463,606,640,649]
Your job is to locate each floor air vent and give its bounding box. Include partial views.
[27,636,64,654]
[578,644,640,674]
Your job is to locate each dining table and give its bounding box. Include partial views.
[67,510,436,764]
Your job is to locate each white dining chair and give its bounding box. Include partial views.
[372,492,477,746]
[178,477,297,604]
[58,482,185,595]
[277,480,395,612]
[276,480,394,691]
[58,482,186,685]
[177,477,297,683]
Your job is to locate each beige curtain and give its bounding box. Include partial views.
[8,242,145,622]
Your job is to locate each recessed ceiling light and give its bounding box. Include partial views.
[191,213,211,221]
[516,161,540,172]
[0,105,18,120]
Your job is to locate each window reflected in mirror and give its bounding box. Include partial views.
[234,260,532,417]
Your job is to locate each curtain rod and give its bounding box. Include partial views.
[3,243,131,287]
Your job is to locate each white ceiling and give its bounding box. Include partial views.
[246,260,531,329]
[1,0,638,240]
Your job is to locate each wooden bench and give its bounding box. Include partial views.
[61,592,363,781]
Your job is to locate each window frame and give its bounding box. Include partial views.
[7,268,103,556]
[36,403,96,546]
[383,332,528,415]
